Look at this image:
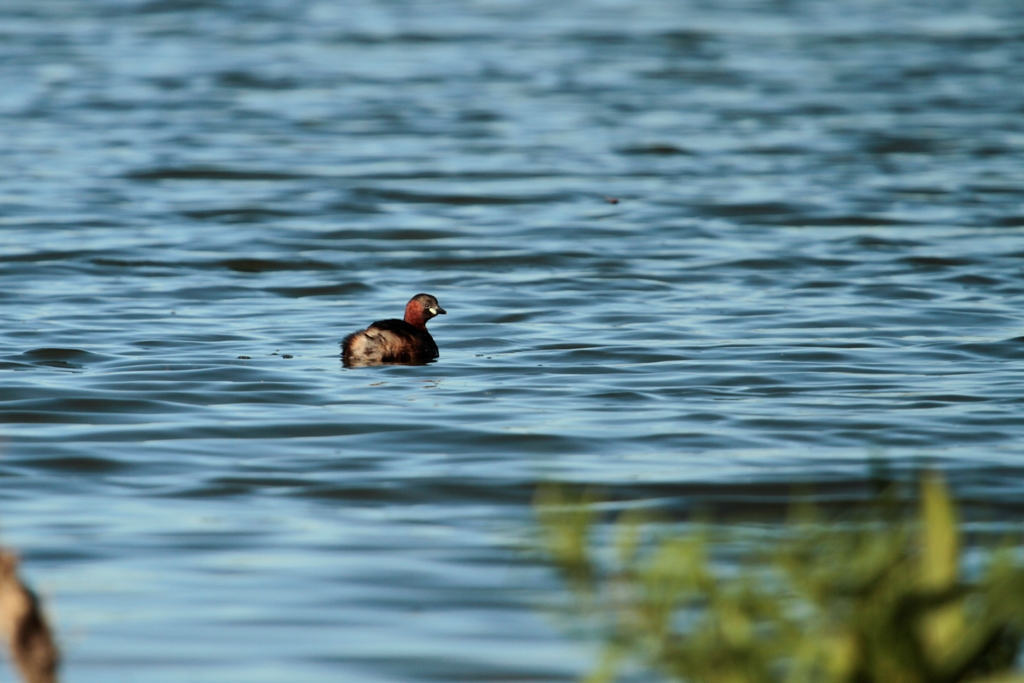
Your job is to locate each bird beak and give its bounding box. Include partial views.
[430,306,446,315]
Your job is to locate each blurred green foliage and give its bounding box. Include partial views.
[535,476,1024,683]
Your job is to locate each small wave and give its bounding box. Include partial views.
[214,70,298,90]
[182,207,300,222]
[617,144,694,156]
[126,167,310,181]
[268,282,371,298]
[862,134,943,155]
[352,188,569,205]
[19,455,128,473]
[220,258,335,273]
[693,201,806,218]
[7,348,107,370]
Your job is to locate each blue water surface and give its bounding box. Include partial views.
[1,0,1023,680]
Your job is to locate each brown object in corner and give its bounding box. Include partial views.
[0,551,59,683]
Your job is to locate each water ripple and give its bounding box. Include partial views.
[2,0,1024,680]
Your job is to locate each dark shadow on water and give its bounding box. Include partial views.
[340,355,439,369]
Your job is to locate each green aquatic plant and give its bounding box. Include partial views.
[536,476,1024,683]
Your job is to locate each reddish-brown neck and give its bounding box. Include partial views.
[404,300,428,330]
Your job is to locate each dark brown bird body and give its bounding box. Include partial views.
[342,294,446,367]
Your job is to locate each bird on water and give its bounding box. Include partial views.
[341,293,446,367]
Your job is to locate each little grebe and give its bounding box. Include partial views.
[341,293,446,367]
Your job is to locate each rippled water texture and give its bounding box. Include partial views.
[2,0,1023,680]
